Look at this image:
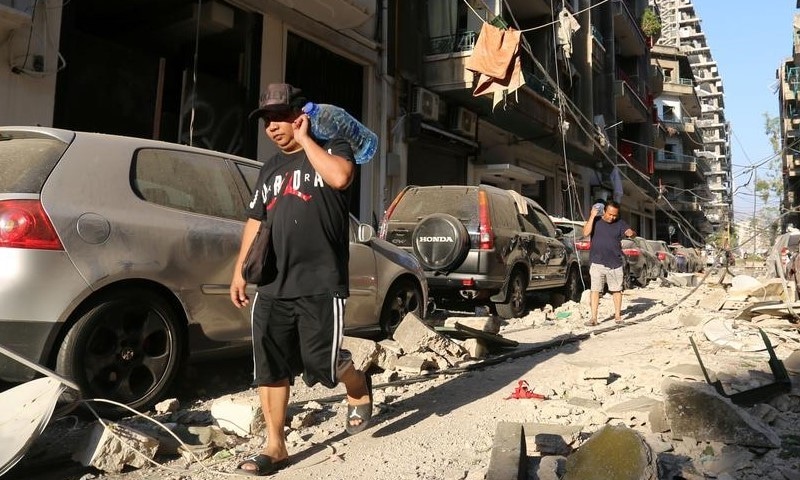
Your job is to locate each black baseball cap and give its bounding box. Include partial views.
[248,83,306,120]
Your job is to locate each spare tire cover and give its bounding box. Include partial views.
[412,213,469,271]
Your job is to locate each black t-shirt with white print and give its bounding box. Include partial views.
[245,138,354,298]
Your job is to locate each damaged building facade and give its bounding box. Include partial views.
[0,0,735,240]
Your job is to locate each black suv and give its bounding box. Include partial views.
[379,185,582,318]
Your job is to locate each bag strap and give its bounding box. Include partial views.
[263,174,290,229]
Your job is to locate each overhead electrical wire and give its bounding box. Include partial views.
[464,0,730,247]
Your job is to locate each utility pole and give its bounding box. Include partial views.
[752,166,758,259]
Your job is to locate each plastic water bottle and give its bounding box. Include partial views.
[302,102,378,165]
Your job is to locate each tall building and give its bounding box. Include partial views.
[778,11,800,231]
[0,0,661,234]
[653,0,733,245]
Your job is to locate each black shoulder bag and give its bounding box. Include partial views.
[241,182,285,284]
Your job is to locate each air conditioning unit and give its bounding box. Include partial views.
[452,107,477,138]
[412,87,440,121]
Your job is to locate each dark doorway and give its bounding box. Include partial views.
[285,31,365,215]
[54,0,262,158]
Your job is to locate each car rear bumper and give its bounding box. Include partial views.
[0,321,61,382]
[426,272,505,294]
[0,248,90,382]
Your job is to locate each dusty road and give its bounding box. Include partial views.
[6,269,800,480]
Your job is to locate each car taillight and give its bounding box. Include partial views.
[657,252,666,260]
[378,189,408,239]
[0,200,63,250]
[622,248,639,257]
[575,240,591,250]
[477,190,494,250]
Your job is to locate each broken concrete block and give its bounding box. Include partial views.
[486,422,526,480]
[211,396,262,437]
[444,316,500,333]
[393,312,467,359]
[669,273,697,287]
[378,338,404,356]
[154,398,179,414]
[393,355,434,374]
[662,380,781,448]
[535,455,567,480]
[563,424,657,480]
[648,402,670,434]
[463,338,488,359]
[73,421,159,473]
[341,336,378,371]
[605,396,660,414]
[290,410,317,429]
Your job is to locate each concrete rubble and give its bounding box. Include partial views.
[4,270,800,479]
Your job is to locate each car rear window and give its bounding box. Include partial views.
[0,131,68,193]
[391,187,478,225]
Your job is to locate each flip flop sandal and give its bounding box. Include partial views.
[345,374,373,435]
[235,454,289,476]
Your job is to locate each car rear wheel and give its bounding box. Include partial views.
[380,278,423,338]
[495,269,527,319]
[637,268,648,287]
[412,213,469,271]
[56,289,184,415]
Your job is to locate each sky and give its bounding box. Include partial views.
[691,0,798,225]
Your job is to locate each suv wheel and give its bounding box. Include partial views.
[495,270,527,319]
[412,213,469,271]
[563,266,582,302]
[380,278,423,338]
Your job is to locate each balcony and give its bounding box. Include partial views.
[612,0,646,57]
[591,24,606,70]
[423,30,595,157]
[662,192,701,212]
[655,152,709,176]
[614,70,649,123]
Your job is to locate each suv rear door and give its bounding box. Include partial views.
[524,199,568,284]
[516,199,556,285]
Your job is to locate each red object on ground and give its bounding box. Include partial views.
[504,380,547,400]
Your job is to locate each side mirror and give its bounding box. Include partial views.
[357,223,376,243]
[554,228,563,239]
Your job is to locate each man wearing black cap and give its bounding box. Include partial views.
[230,83,372,475]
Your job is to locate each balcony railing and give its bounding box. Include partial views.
[427,31,478,56]
[664,76,694,86]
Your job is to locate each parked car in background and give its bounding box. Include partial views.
[550,216,591,282]
[0,127,427,412]
[647,240,677,274]
[380,185,583,319]
[668,243,703,273]
[622,237,663,286]
[766,230,800,279]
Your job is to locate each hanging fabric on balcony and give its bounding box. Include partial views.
[556,8,580,59]
[464,22,525,109]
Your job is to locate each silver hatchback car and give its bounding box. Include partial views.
[0,127,426,411]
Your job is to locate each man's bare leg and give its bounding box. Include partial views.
[612,291,623,322]
[590,290,600,324]
[239,381,290,472]
[339,363,370,428]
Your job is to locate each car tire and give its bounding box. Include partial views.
[620,263,630,290]
[637,268,648,287]
[379,278,423,338]
[412,213,469,271]
[562,265,582,302]
[56,289,184,415]
[495,269,527,319]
